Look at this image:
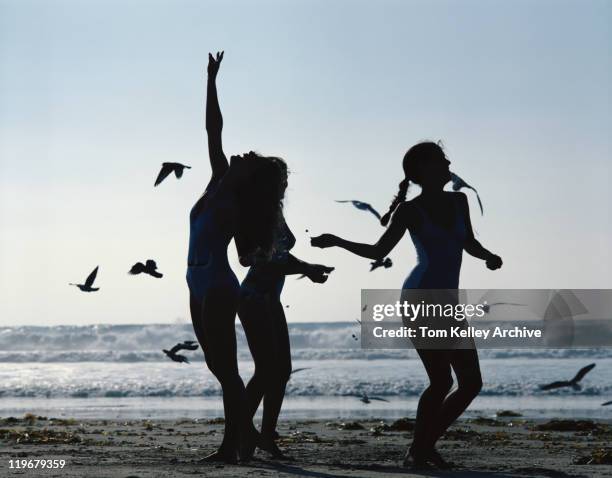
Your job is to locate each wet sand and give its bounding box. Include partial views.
[1,414,611,477]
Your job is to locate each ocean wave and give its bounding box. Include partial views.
[1,324,611,363]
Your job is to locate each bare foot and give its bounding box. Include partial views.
[200,448,237,465]
[238,426,259,462]
[402,449,433,470]
[426,448,455,469]
[258,435,292,460]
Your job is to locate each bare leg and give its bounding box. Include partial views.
[239,296,291,458]
[260,301,291,441]
[190,288,256,462]
[429,347,482,447]
[406,349,453,466]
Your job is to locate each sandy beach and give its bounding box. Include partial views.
[1,414,610,477]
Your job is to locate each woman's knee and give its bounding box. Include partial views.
[458,374,482,397]
[429,375,454,396]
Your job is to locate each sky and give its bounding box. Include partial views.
[0,0,610,326]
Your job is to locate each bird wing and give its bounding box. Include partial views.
[168,343,183,354]
[180,341,199,351]
[539,381,569,390]
[154,163,174,186]
[84,266,99,287]
[602,400,612,406]
[370,397,389,402]
[571,363,596,383]
[145,259,157,270]
[475,192,484,215]
[450,172,468,191]
[290,367,311,375]
[355,318,361,325]
[129,263,144,275]
[365,204,382,220]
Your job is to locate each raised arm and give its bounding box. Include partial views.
[458,192,503,270]
[311,202,413,259]
[206,51,228,181]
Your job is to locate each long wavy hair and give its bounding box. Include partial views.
[235,153,288,261]
[380,141,445,226]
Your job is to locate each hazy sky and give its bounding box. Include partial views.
[1,0,610,326]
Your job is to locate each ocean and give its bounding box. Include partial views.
[1,323,611,420]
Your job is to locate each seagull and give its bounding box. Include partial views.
[154,162,191,187]
[483,302,527,314]
[370,257,393,272]
[335,200,382,221]
[539,363,596,391]
[129,260,163,278]
[163,341,199,364]
[601,400,612,406]
[290,367,311,375]
[348,393,389,404]
[69,266,100,292]
[450,172,483,215]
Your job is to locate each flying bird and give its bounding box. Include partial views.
[601,400,612,406]
[370,257,393,272]
[450,172,483,215]
[362,304,368,312]
[154,162,191,187]
[539,363,596,391]
[290,367,311,375]
[129,260,163,278]
[348,393,389,404]
[163,340,199,364]
[69,266,100,292]
[335,200,382,221]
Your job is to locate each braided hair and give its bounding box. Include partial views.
[380,141,445,226]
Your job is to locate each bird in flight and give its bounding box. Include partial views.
[290,367,311,375]
[539,363,596,391]
[163,341,199,364]
[370,257,393,272]
[129,260,163,278]
[602,400,612,406]
[348,393,389,404]
[335,200,382,221]
[154,162,191,187]
[450,172,483,215]
[69,266,100,292]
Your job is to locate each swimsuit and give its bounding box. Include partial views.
[403,195,467,290]
[186,182,239,300]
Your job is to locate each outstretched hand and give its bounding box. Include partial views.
[486,254,503,270]
[207,51,224,78]
[307,264,335,284]
[311,234,338,249]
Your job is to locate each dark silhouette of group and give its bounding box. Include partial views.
[187,51,502,469]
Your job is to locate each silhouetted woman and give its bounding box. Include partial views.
[187,51,287,463]
[311,142,502,469]
[239,211,334,458]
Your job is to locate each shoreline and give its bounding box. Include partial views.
[1,415,610,477]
